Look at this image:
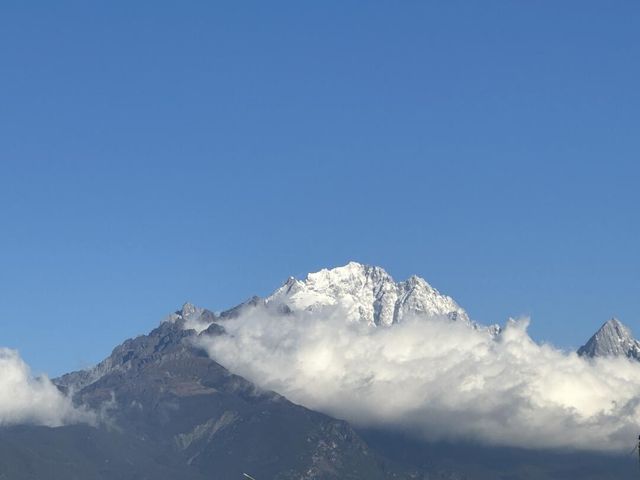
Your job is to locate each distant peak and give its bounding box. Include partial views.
[597,317,632,338]
[161,302,218,334]
[406,274,430,288]
[345,261,365,268]
[304,262,394,284]
[344,261,368,268]
[318,261,366,274]
[578,317,640,360]
[179,302,202,319]
[603,317,623,327]
[342,261,387,273]
[181,301,196,311]
[329,261,384,273]
[266,262,470,327]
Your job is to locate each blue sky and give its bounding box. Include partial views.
[1,1,638,376]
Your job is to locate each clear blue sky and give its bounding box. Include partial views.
[1,1,638,376]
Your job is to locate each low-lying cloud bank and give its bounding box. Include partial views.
[0,348,94,427]
[198,307,640,452]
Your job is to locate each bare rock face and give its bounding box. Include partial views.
[578,318,640,360]
[50,306,410,480]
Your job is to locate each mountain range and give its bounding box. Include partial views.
[1,262,639,479]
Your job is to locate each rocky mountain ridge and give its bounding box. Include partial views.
[54,311,420,480]
[578,317,640,360]
[265,262,471,327]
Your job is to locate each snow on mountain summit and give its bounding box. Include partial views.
[578,318,640,360]
[265,261,471,327]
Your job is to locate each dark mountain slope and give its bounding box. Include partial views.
[0,424,206,480]
[45,308,412,480]
[359,428,638,480]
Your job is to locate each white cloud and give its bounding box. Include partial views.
[197,307,640,452]
[0,348,95,427]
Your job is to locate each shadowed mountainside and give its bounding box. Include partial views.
[8,308,426,480]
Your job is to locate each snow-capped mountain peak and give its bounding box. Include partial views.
[266,261,470,327]
[577,318,640,360]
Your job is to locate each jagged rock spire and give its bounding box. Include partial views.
[578,318,640,360]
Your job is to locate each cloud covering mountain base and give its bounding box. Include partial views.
[198,307,640,452]
[0,348,94,427]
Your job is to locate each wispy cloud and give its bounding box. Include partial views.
[0,348,95,427]
[198,307,640,452]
